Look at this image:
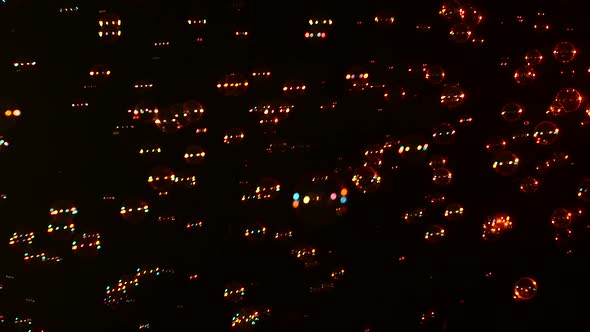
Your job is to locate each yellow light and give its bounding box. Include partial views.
[303,196,311,204]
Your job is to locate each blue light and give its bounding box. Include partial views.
[292,193,300,201]
[339,196,347,204]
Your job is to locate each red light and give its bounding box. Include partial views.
[305,32,310,38]
[321,32,326,38]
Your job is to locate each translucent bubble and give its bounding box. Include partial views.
[444,203,464,221]
[425,66,445,84]
[0,104,22,132]
[440,84,465,108]
[553,41,577,63]
[147,166,175,192]
[424,225,446,243]
[513,277,538,301]
[577,178,590,202]
[398,134,429,161]
[439,2,462,21]
[292,173,348,225]
[364,143,384,167]
[71,232,102,254]
[501,102,524,122]
[511,129,532,145]
[291,245,319,267]
[460,6,483,27]
[181,100,205,124]
[546,100,566,118]
[426,193,446,207]
[403,207,427,224]
[49,200,79,223]
[449,23,472,43]
[184,145,206,165]
[243,177,281,201]
[244,222,267,239]
[492,151,520,176]
[224,128,245,144]
[551,208,573,228]
[231,307,271,329]
[524,49,543,66]
[485,137,508,153]
[432,123,456,144]
[352,166,382,193]
[428,155,447,169]
[482,213,513,240]
[432,168,453,186]
[224,282,247,303]
[555,88,582,112]
[217,73,249,96]
[533,121,559,145]
[120,199,149,222]
[519,176,540,193]
[514,66,536,85]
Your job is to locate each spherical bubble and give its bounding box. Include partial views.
[546,100,566,118]
[364,143,384,166]
[492,151,520,176]
[403,207,427,225]
[482,213,513,240]
[555,88,582,112]
[551,208,573,229]
[524,49,543,66]
[444,203,464,221]
[428,155,447,169]
[71,232,102,255]
[154,103,185,133]
[485,137,509,153]
[181,100,205,124]
[513,66,536,85]
[511,129,532,145]
[533,121,559,145]
[224,128,245,144]
[0,102,22,132]
[120,199,149,222]
[292,173,348,225]
[217,73,249,96]
[426,193,446,207]
[224,282,246,303]
[577,178,590,202]
[425,66,445,84]
[242,177,281,202]
[501,102,524,122]
[460,6,483,27]
[397,134,429,161]
[174,168,198,189]
[243,222,267,239]
[553,41,577,63]
[231,306,271,329]
[519,176,540,193]
[424,225,446,243]
[513,277,538,301]
[432,168,453,186]
[432,123,456,144]
[351,166,382,193]
[440,84,465,108]
[49,200,79,223]
[449,23,472,43]
[184,145,206,165]
[147,166,175,192]
[439,2,461,21]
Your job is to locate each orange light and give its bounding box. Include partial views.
[340,188,348,196]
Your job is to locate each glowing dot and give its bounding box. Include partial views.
[340,188,348,196]
[303,196,311,204]
[340,197,348,204]
[330,193,337,200]
[293,193,300,201]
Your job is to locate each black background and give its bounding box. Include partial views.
[1,0,590,331]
